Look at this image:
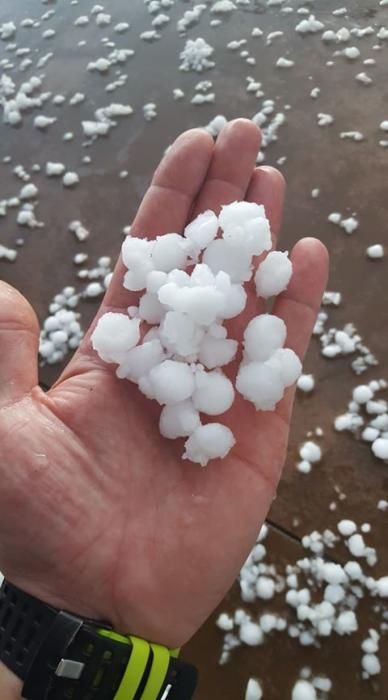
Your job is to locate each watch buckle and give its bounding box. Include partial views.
[55,658,85,680]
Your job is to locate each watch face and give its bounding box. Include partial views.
[160,684,173,700]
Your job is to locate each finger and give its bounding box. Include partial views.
[245,166,286,249]
[57,129,214,382]
[190,118,262,217]
[273,238,329,423]
[0,282,40,406]
[104,128,214,309]
[228,166,286,340]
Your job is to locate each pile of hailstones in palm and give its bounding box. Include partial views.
[92,202,299,466]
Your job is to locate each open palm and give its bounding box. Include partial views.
[0,120,328,648]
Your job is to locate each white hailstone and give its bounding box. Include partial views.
[297,460,312,474]
[173,88,185,100]
[143,327,161,344]
[141,360,195,405]
[341,216,359,234]
[344,561,363,580]
[335,330,356,353]
[221,283,248,320]
[159,400,200,439]
[266,348,302,387]
[372,438,388,460]
[216,613,234,631]
[324,584,345,604]
[343,46,360,59]
[0,245,17,262]
[203,238,253,283]
[297,374,315,393]
[320,562,347,584]
[51,330,68,346]
[243,315,287,362]
[96,12,111,26]
[114,22,130,33]
[122,236,153,268]
[328,212,342,225]
[299,441,322,463]
[219,201,272,257]
[245,678,263,700]
[375,577,388,597]
[146,270,168,294]
[313,677,332,694]
[85,282,104,298]
[190,263,216,287]
[334,413,360,431]
[322,340,341,357]
[183,423,235,466]
[198,334,238,369]
[181,283,226,325]
[276,57,294,68]
[63,172,79,187]
[291,680,317,700]
[255,251,292,298]
[295,14,324,34]
[139,293,165,324]
[367,399,387,415]
[74,15,89,26]
[317,113,334,127]
[259,614,278,633]
[104,272,113,289]
[337,519,357,536]
[159,311,204,357]
[87,57,111,72]
[252,544,266,562]
[0,21,16,39]
[256,576,275,600]
[46,162,65,176]
[34,114,57,129]
[192,370,235,415]
[92,313,140,364]
[159,282,225,327]
[184,210,218,253]
[348,534,367,557]
[362,633,379,656]
[237,363,284,411]
[353,384,373,404]
[19,183,38,200]
[370,414,388,430]
[362,427,379,442]
[362,654,381,676]
[367,244,384,259]
[82,121,110,137]
[122,237,154,291]
[239,621,264,646]
[335,610,358,635]
[152,233,188,272]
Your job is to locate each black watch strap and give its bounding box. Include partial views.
[0,580,198,700]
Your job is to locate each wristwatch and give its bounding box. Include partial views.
[0,580,198,699]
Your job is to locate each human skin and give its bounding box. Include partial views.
[0,120,328,698]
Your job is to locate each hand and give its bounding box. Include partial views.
[0,120,328,648]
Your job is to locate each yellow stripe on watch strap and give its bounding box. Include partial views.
[97,628,179,700]
[141,643,170,700]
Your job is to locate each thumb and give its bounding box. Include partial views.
[0,282,40,405]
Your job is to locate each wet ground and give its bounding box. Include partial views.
[1,0,388,697]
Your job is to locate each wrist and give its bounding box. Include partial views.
[0,661,22,700]
[0,580,197,700]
